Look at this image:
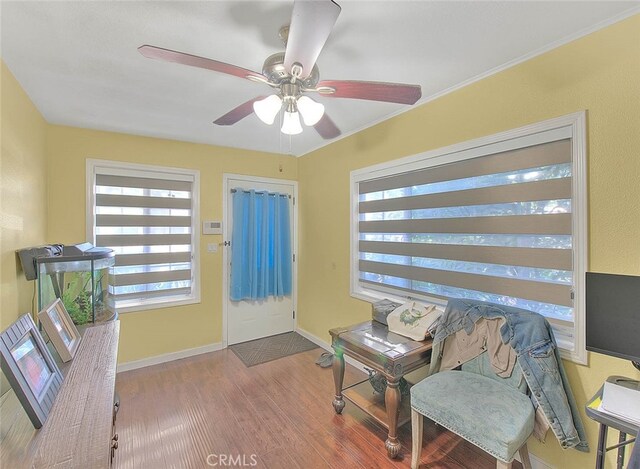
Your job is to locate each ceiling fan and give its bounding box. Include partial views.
[139,0,422,139]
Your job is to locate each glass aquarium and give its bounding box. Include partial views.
[37,244,116,326]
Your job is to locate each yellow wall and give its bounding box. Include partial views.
[298,14,640,469]
[1,56,298,366]
[2,13,639,467]
[46,126,297,363]
[0,63,49,393]
[0,63,48,332]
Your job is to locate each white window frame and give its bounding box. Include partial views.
[86,159,201,313]
[350,112,587,364]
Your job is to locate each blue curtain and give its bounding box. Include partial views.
[230,189,292,301]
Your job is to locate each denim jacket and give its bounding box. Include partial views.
[431,299,589,452]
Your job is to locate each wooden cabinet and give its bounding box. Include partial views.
[0,320,120,468]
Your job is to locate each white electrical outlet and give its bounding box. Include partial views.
[207,243,218,253]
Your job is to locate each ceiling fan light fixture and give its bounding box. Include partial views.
[296,96,325,126]
[281,110,303,135]
[140,0,422,142]
[253,95,282,125]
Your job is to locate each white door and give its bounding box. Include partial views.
[223,175,297,345]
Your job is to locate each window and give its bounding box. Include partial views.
[87,160,200,313]
[351,113,587,363]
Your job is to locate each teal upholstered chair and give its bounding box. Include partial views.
[410,351,534,469]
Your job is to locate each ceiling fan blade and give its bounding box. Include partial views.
[139,45,264,81]
[314,113,341,140]
[213,96,268,126]
[316,80,422,105]
[283,0,341,79]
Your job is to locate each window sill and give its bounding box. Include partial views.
[351,287,587,365]
[115,295,201,314]
[351,287,447,312]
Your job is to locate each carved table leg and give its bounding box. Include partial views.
[332,351,345,414]
[384,378,402,458]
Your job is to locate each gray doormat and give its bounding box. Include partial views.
[229,332,318,367]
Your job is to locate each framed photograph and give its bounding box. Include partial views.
[38,298,81,362]
[0,314,63,428]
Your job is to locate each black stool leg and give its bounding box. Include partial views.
[616,432,626,469]
[596,424,608,469]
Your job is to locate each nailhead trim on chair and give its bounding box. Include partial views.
[411,403,514,463]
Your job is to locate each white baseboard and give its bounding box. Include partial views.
[529,452,554,469]
[117,328,362,374]
[117,342,224,373]
[294,327,331,351]
[514,450,554,469]
[295,327,369,374]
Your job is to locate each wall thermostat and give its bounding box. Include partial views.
[202,220,222,235]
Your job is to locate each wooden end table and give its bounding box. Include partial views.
[329,321,433,458]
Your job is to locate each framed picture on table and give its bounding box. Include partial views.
[38,299,81,363]
[0,314,64,428]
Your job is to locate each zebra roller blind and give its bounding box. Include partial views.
[93,167,197,309]
[356,138,575,323]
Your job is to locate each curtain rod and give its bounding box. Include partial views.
[230,188,291,198]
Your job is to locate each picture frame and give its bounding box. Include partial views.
[38,298,81,362]
[0,314,63,428]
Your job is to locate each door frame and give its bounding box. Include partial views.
[222,173,299,348]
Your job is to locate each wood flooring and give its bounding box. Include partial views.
[114,347,519,469]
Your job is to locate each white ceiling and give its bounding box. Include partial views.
[2,1,638,157]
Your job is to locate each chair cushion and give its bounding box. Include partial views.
[411,371,534,462]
